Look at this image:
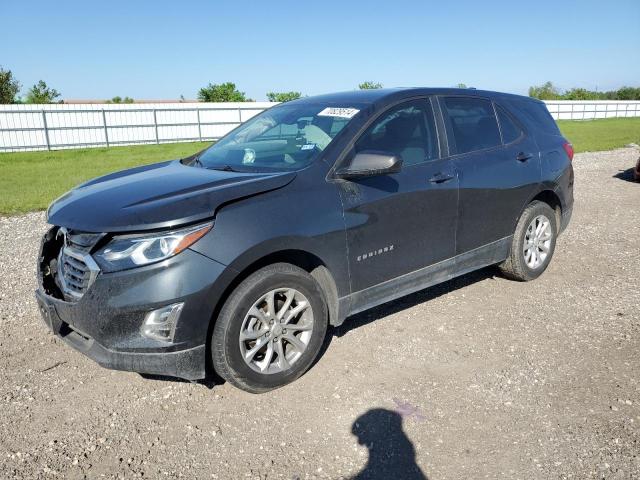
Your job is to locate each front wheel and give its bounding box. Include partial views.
[211,263,328,393]
[499,201,558,282]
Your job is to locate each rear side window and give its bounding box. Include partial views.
[355,99,439,166]
[496,105,523,144]
[442,97,501,154]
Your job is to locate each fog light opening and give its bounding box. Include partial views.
[141,303,184,342]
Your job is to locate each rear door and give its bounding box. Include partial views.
[337,98,458,294]
[439,96,540,254]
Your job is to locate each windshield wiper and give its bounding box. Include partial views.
[209,164,239,172]
[183,153,204,168]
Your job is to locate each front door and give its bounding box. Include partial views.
[336,98,459,296]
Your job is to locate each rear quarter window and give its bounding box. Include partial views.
[509,99,560,135]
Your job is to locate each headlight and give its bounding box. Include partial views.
[94,222,212,272]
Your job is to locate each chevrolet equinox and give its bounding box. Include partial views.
[36,88,574,393]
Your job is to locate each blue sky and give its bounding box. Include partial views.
[1,0,639,101]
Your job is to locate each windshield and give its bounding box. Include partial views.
[192,103,362,172]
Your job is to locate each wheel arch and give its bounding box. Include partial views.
[232,249,339,323]
[204,248,341,373]
[518,187,563,233]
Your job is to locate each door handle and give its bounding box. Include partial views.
[428,172,455,184]
[516,152,533,162]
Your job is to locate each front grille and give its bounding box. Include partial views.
[40,227,103,301]
[58,248,95,297]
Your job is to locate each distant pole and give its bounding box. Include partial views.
[153,109,159,144]
[41,110,51,150]
[197,108,202,141]
[102,109,109,147]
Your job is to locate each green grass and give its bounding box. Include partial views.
[558,117,640,153]
[0,142,209,214]
[0,117,639,215]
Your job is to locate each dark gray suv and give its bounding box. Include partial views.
[36,88,574,393]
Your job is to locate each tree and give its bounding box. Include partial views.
[563,88,598,101]
[266,91,302,102]
[0,67,21,104]
[106,96,134,104]
[456,83,468,89]
[25,80,61,104]
[616,86,640,100]
[198,82,248,102]
[528,82,640,100]
[528,81,561,100]
[358,81,383,90]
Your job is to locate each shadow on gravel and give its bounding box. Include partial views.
[139,373,218,389]
[613,167,638,183]
[141,267,497,389]
[349,409,428,480]
[333,266,497,338]
[307,267,497,373]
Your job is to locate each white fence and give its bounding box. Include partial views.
[0,102,276,152]
[543,100,640,120]
[1,100,639,153]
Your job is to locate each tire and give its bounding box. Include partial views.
[499,200,558,282]
[211,263,328,393]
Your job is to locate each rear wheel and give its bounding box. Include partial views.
[211,263,328,393]
[499,201,557,282]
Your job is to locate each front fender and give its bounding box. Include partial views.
[191,174,350,299]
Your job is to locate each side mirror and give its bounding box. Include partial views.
[335,151,403,179]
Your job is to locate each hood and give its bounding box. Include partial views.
[47,160,296,233]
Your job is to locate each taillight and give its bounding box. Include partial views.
[562,142,574,161]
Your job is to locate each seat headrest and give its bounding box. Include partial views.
[385,115,418,142]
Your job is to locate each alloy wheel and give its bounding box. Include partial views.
[523,214,553,269]
[239,288,314,374]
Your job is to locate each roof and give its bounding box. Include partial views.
[291,87,536,106]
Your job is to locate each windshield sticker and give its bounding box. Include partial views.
[317,107,359,119]
[301,144,315,151]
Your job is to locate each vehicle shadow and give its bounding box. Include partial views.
[308,266,497,373]
[142,266,497,388]
[613,167,638,183]
[349,408,428,480]
[333,266,497,338]
[139,372,218,388]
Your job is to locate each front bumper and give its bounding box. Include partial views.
[35,287,205,379]
[36,247,229,381]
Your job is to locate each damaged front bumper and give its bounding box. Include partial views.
[36,227,228,381]
[35,288,206,380]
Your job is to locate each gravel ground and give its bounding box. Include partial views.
[0,148,639,479]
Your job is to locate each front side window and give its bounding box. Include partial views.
[442,97,501,154]
[194,103,362,172]
[354,99,439,166]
